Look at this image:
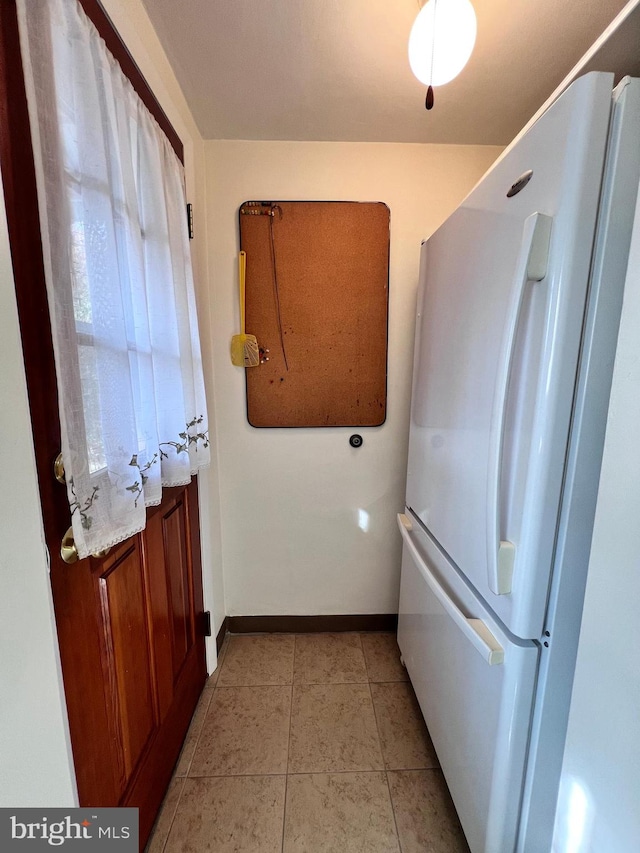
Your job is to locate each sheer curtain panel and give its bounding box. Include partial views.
[18,0,210,558]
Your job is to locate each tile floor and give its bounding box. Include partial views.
[147,632,470,853]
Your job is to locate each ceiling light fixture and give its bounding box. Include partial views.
[408,0,477,110]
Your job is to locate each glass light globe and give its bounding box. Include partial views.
[408,0,477,87]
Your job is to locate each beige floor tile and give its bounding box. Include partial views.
[388,770,470,853]
[361,633,409,683]
[371,682,438,770]
[146,776,185,853]
[164,775,286,853]
[283,772,400,853]
[218,634,295,686]
[293,633,368,684]
[288,684,383,773]
[174,689,214,777]
[189,685,291,776]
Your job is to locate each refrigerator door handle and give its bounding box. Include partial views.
[486,212,553,595]
[398,514,505,665]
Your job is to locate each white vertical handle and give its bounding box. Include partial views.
[398,515,504,665]
[487,212,553,595]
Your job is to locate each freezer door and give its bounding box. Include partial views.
[406,72,614,638]
[397,512,539,853]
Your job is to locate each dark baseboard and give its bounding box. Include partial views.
[226,614,398,634]
[215,616,229,653]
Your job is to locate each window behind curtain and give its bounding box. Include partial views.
[17,0,210,558]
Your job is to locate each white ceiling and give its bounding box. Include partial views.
[140,0,636,145]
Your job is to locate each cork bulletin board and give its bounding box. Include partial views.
[239,201,390,428]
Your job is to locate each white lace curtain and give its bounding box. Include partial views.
[18,0,210,558]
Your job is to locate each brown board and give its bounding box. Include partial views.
[239,201,390,427]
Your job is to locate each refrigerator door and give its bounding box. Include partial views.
[397,511,538,853]
[517,76,640,853]
[406,72,613,639]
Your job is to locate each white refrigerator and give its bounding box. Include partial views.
[397,71,640,853]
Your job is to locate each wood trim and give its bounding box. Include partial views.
[216,616,229,654]
[185,480,206,663]
[77,0,184,164]
[226,614,398,634]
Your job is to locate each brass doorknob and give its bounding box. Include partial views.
[60,526,112,564]
[60,526,78,564]
[54,452,66,484]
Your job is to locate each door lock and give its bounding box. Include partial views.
[60,526,112,564]
[60,526,78,563]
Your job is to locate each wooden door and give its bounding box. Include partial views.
[50,484,207,844]
[0,2,207,848]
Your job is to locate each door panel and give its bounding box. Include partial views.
[163,500,193,680]
[49,549,123,809]
[100,544,156,781]
[145,511,175,723]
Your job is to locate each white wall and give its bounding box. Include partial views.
[101,0,226,650]
[205,141,501,616]
[0,176,77,807]
[552,179,640,853]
